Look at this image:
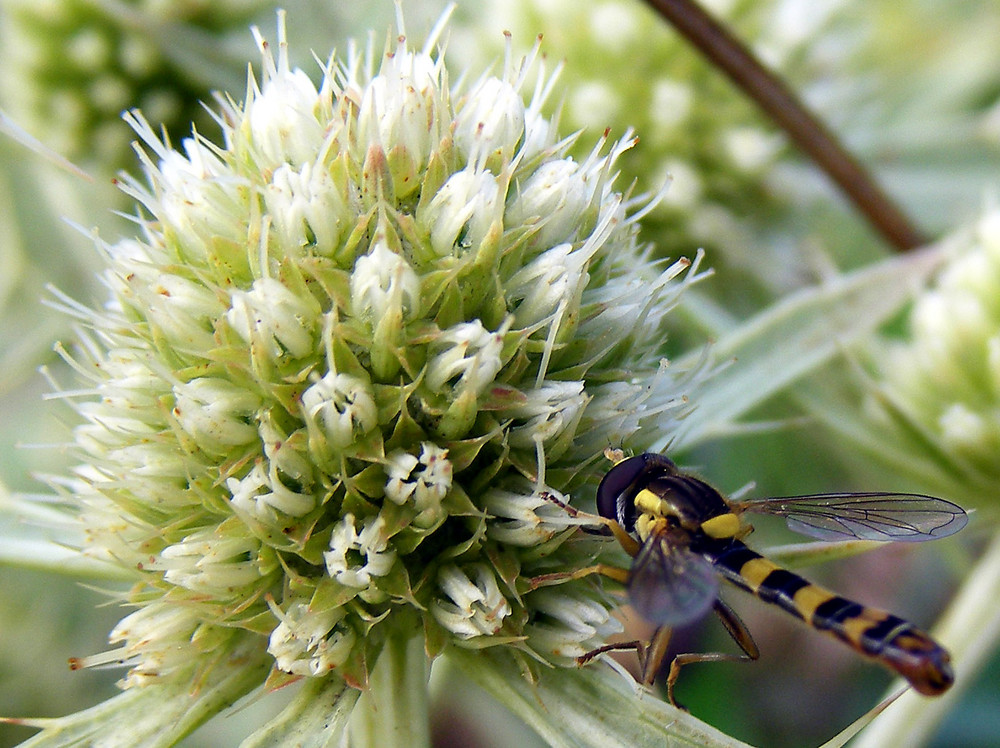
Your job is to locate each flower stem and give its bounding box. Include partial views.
[642,0,927,252]
[351,628,431,748]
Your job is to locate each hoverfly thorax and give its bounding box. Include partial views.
[597,452,739,538]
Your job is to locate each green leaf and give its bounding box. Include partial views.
[447,648,752,748]
[5,647,270,748]
[0,536,133,580]
[671,247,943,450]
[762,539,884,569]
[239,677,360,748]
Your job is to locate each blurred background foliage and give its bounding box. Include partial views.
[0,0,998,746]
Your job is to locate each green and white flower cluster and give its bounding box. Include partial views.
[42,11,706,734]
[0,0,269,171]
[453,0,851,288]
[861,210,1000,507]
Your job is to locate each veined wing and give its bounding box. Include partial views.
[739,492,968,542]
[627,532,719,627]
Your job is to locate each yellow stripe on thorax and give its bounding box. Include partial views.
[634,488,670,518]
[700,512,741,539]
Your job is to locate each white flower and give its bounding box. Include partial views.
[152,138,251,256]
[419,167,503,257]
[268,601,357,677]
[172,378,261,452]
[505,158,595,251]
[227,462,316,519]
[266,161,355,256]
[105,603,207,688]
[32,10,706,744]
[245,35,326,167]
[524,588,623,660]
[649,79,693,130]
[385,443,452,527]
[357,49,446,197]
[431,563,512,638]
[257,413,314,488]
[454,75,526,163]
[483,487,587,546]
[351,240,422,324]
[300,371,379,449]
[426,321,505,397]
[506,243,589,329]
[872,208,1000,486]
[156,529,263,596]
[722,127,783,172]
[505,380,589,458]
[324,513,396,589]
[226,277,317,360]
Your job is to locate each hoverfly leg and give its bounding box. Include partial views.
[529,562,629,590]
[577,627,681,703]
[713,598,760,662]
[538,490,641,555]
[576,638,647,668]
[579,626,691,712]
[665,599,760,708]
[640,625,673,687]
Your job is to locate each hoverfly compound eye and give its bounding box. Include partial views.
[596,452,677,522]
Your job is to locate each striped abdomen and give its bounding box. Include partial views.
[706,538,954,695]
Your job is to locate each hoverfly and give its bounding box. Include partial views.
[541,450,968,706]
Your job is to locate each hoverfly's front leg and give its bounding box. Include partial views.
[664,598,760,708]
[538,490,641,556]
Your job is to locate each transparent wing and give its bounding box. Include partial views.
[739,492,969,542]
[627,533,719,627]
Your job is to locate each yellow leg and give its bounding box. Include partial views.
[642,625,674,687]
[529,563,629,590]
[664,599,760,708]
[538,490,641,556]
[577,599,761,710]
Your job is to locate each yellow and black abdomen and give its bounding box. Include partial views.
[705,538,954,695]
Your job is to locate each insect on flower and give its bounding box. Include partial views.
[537,450,968,706]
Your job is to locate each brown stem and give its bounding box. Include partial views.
[643,0,926,251]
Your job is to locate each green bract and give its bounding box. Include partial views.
[45,11,706,730]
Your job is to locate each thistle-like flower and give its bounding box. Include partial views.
[453,0,851,289]
[0,0,270,172]
[24,10,710,744]
[861,210,1000,506]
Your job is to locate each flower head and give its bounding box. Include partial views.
[452,0,848,278]
[863,210,1000,504]
[0,0,270,172]
[39,10,707,743]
